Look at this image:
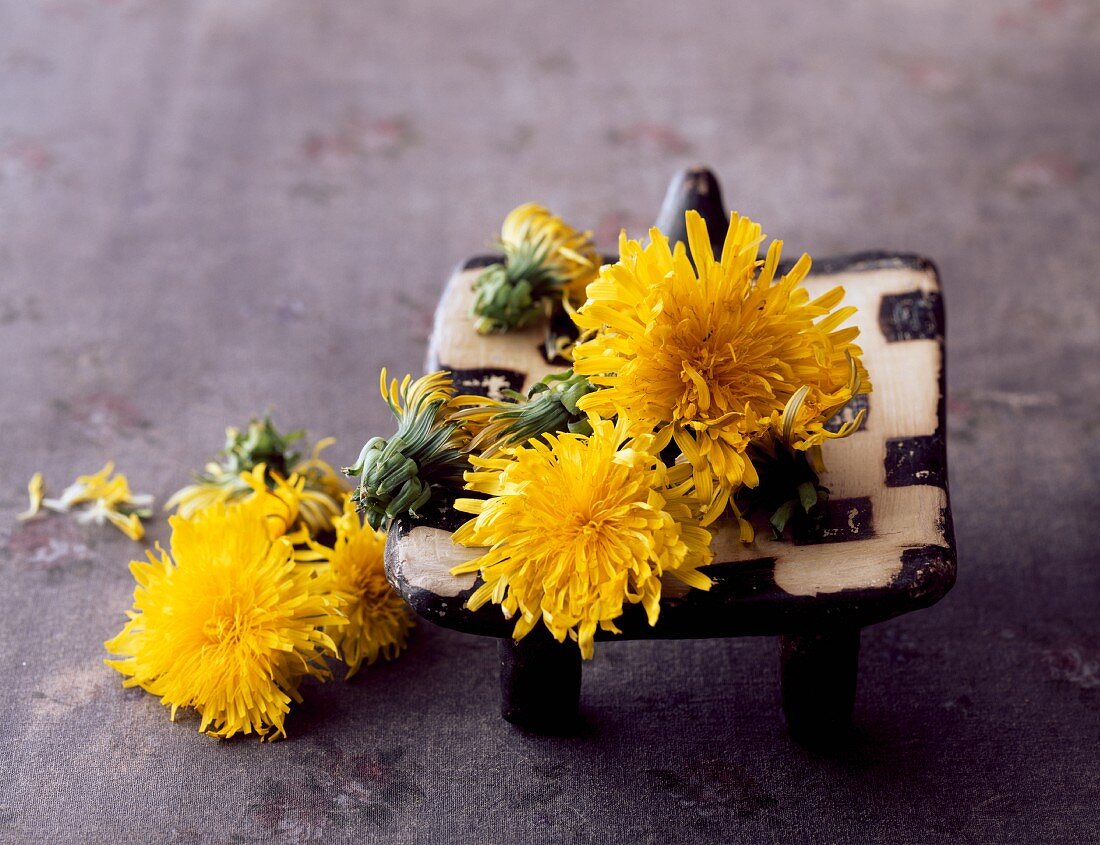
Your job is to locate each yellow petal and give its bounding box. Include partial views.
[17,472,44,521]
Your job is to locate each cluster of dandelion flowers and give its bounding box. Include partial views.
[451,418,714,659]
[572,210,870,525]
[104,497,346,740]
[300,497,413,678]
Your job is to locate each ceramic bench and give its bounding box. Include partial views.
[384,168,957,745]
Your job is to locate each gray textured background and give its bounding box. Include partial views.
[1,1,1098,843]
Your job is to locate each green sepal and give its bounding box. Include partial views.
[797,481,819,513]
[770,500,796,537]
[204,416,304,482]
[475,369,596,451]
[469,239,562,334]
[346,391,470,531]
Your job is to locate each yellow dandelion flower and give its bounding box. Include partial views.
[451,418,713,659]
[572,211,870,524]
[471,203,600,333]
[347,370,475,530]
[165,418,346,537]
[37,462,153,540]
[299,497,413,678]
[104,497,346,740]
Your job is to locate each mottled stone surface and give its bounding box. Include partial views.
[0,1,1097,843]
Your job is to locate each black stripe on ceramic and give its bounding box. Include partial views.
[937,504,954,543]
[898,545,957,606]
[884,434,947,487]
[444,367,527,400]
[878,290,944,342]
[776,251,937,277]
[794,496,875,545]
[824,394,870,433]
[700,557,777,591]
[387,494,475,538]
[462,255,502,271]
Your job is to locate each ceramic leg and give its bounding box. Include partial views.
[779,627,860,747]
[499,630,582,733]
